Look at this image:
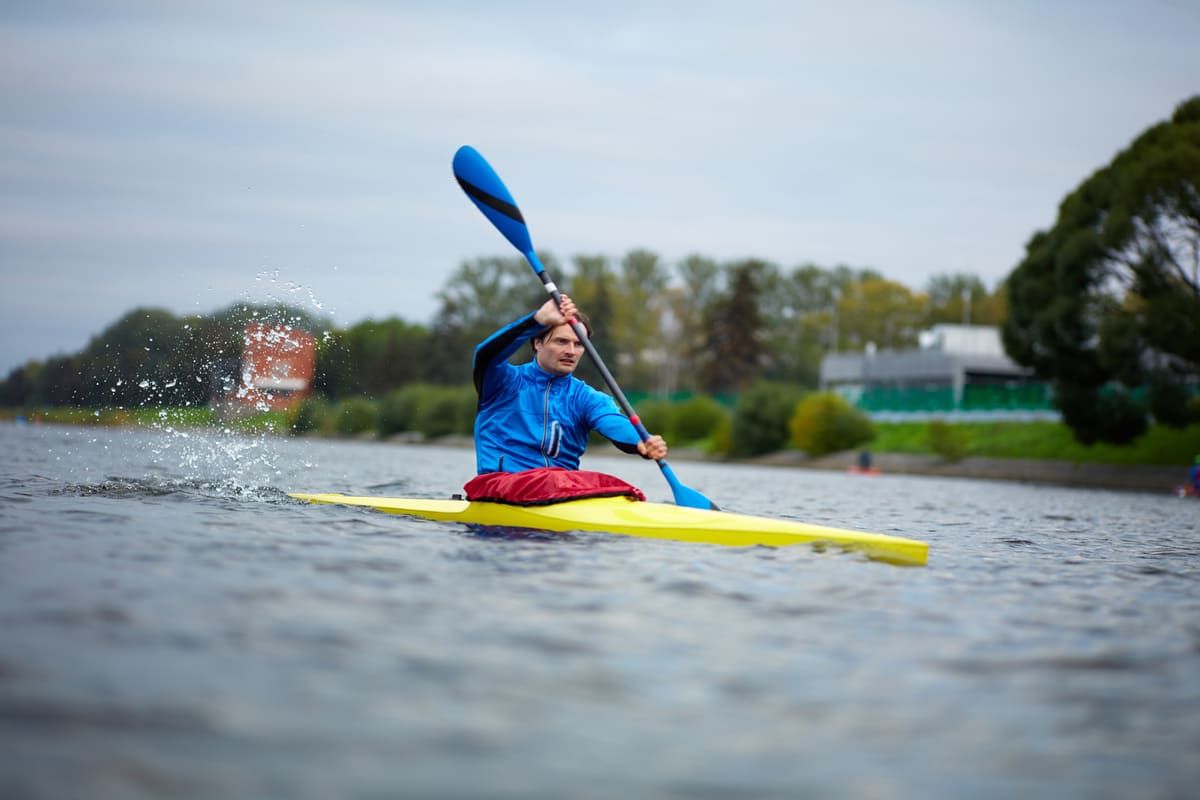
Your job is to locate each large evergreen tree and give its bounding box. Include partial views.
[698,259,769,393]
[1003,96,1200,443]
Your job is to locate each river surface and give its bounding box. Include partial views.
[1,422,1197,799]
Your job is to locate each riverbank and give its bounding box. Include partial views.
[742,448,1186,494]
[6,417,1191,495]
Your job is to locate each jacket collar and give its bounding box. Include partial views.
[523,359,573,384]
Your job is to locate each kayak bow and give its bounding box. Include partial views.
[289,493,928,567]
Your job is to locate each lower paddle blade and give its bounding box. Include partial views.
[660,462,718,510]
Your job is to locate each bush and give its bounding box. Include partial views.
[335,397,379,435]
[1055,381,1147,445]
[926,419,969,462]
[378,385,426,435]
[1148,376,1199,428]
[288,396,334,434]
[414,385,476,438]
[709,413,734,456]
[634,399,674,439]
[788,392,874,457]
[671,395,729,444]
[730,381,804,456]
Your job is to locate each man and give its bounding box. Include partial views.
[472,294,668,474]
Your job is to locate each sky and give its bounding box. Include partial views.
[2,0,1197,375]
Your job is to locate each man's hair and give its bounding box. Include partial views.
[532,310,592,353]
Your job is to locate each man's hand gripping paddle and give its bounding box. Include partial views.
[452,145,717,510]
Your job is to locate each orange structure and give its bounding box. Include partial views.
[236,323,316,411]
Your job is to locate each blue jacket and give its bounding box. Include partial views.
[472,312,642,473]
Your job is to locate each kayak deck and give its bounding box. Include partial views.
[289,493,928,567]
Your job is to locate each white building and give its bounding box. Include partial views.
[820,324,1040,411]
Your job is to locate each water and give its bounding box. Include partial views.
[1,422,1197,799]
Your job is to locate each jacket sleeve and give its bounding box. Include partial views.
[472,313,545,401]
[584,390,644,456]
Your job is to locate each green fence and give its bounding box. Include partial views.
[961,383,1053,411]
[857,383,1053,413]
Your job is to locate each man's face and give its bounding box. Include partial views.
[534,324,583,376]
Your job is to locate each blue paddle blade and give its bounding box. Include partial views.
[452,146,534,256]
[659,462,719,510]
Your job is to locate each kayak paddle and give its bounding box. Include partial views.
[452,145,717,510]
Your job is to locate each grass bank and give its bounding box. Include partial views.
[870,420,1200,466]
[1,406,290,433]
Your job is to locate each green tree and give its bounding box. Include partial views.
[837,277,925,351]
[0,302,328,409]
[761,262,846,387]
[426,255,551,384]
[730,380,804,456]
[326,317,429,398]
[74,308,196,407]
[0,363,33,406]
[924,273,1006,326]
[566,254,621,389]
[698,259,770,393]
[666,254,722,392]
[612,249,669,392]
[1004,95,1200,443]
[39,355,86,406]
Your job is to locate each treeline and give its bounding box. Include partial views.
[0,305,332,408]
[423,253,1005,392]
[0,258,1005,408]
[284,380,877,460]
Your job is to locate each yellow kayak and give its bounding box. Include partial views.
[289,493,928,567]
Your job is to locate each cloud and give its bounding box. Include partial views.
[2,0,1198,374]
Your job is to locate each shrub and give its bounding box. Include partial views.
[671,395,729,444]
[634,399,673,440]
[1148,377,1199,428]
[378,385,426,435]
[788,392,874,457]
[335,397,379,435]
[730,381,804,456]
[1055,381,1147,445]
[415,385,476,438]
[926,420,969,462]
[708,412,734,456]
[288,396,334,434]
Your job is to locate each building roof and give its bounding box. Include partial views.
[821,325,1031,387]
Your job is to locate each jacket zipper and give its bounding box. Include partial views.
[541,379,552,467]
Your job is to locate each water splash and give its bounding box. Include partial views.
[53,474,292,504]
[255,267,330,314]
[63,266,343,498]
